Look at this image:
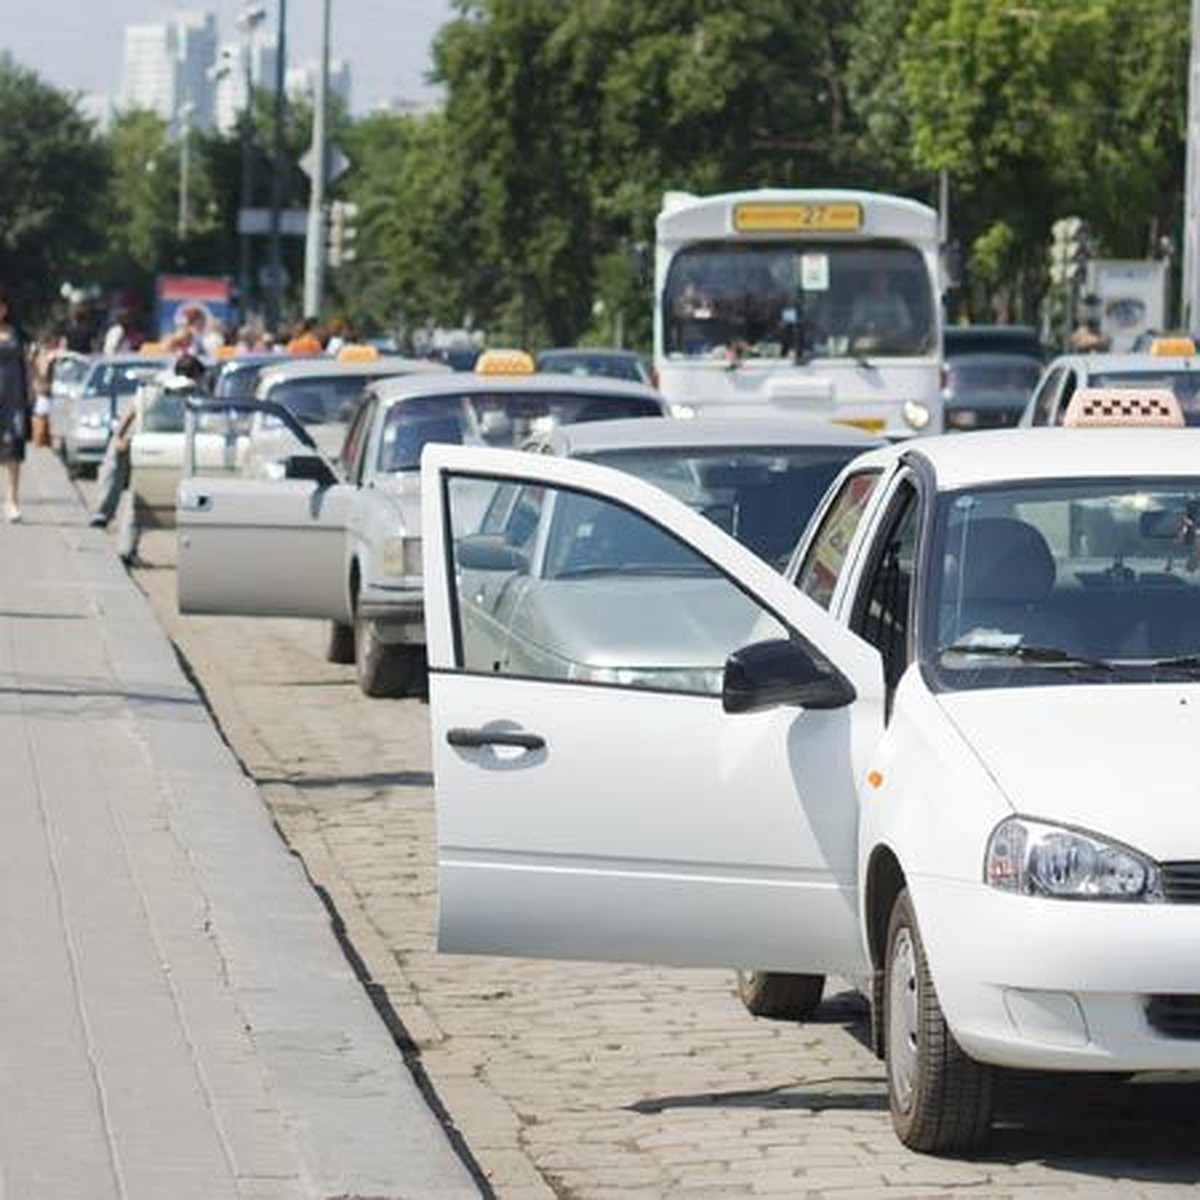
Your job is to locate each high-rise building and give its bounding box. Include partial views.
[120,11,219,135]
[214,34,278,135]
[287,60,352,112]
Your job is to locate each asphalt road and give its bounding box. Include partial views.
[82,479,1200,1199]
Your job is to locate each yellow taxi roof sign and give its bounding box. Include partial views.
[1149,335,1196,357]
[336,343,379,361]
[138,340,167,354]
[475,348,535,376]
[1062,387,1184,428]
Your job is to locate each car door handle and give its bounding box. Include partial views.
[446,727,546,751]
[178,492,212,512]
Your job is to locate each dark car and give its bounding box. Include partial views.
[536,347,655,386]
[943,324,1045,361]
[942,352,1043,431]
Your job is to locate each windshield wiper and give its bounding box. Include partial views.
[1144,654,1200,673]
[940,642,1114,670]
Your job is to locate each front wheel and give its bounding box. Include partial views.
[735,971,825,1021]
[354,614,425,698]
[884,888,993,1153]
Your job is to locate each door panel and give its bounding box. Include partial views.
[177,477,354,620]
[422,445,884,973]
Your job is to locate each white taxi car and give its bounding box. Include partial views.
[176,371,667,699]
[422,428,1200,1153]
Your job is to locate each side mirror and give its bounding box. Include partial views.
[455,534,529,572]
[283,454,338,488]
[722,637,855,714]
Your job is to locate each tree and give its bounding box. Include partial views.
[0,55,110,316]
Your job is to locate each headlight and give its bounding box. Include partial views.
[985,817,1161,901]
[381,536,422,577]
[902,400,932,430]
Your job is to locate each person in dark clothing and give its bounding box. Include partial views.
[0,286,32,522]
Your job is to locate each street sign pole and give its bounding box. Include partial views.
[267,0,287,327]
[303,0,331,318]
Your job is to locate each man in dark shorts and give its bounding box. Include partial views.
[0,286,32,522]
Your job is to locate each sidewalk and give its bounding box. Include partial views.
[0,447,482,1199]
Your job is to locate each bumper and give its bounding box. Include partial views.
[357,582,424,644]
[915,876,1200,1071]
[68,431,110,462]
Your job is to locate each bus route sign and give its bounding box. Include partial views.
[733,202,863,234]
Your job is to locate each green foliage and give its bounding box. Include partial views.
[0,55,110,315]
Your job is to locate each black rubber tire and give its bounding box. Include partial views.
[326,620,355,664]
[735,971,825,1021]
[884,888,993,1153]
[354,614,424,698]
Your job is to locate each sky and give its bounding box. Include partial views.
[0,0,457,114]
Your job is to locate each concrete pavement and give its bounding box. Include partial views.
[0,445,482,1200]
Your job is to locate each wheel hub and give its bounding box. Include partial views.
[888,926,919,1111]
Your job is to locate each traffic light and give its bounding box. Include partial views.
[327,200,359,268]
[1049,216,1088,286]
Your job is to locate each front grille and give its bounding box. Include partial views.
[1146,995,1200,1039]
[1159,861,1200,903]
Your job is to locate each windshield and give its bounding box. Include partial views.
[265,375,371,425]
[85,363,165,397]
[946,359,1042,403]
[583,445,854,569]
[663,241,935,361]
[928,479,1200,690]
[1088,370,1200,427]
[538,351,650,383]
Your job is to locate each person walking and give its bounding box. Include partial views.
[0,286,32,522]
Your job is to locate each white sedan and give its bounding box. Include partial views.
[422,427,1200,1153]
[176,371,667,699]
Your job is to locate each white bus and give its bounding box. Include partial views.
[654,188,944,436]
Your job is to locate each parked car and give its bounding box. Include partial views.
[1020,351,1200,426]
[943,323,1044,361]
[941,352,1043,430]
[176,371,668,699]
[421,425,1200,1154]
[45,349,91,451]
[536,347,655,385]
[243,355,450,472]
[525,416,883,569]
[61,354,171,476]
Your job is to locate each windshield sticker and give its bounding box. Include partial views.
[800,254,830,293]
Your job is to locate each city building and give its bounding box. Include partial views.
[120,11,219,135]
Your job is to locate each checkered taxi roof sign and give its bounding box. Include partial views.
[1061,386,1185,428]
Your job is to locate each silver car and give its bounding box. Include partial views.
[61,354,171,476]
[176,371,668,698]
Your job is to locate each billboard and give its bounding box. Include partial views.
[155,275,235,343]
[1085,260,1168,353]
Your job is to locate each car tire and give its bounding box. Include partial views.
[884,888,993,1153]
[326,620,355,664]
[735,971,825,1021]
[354,614,424,698]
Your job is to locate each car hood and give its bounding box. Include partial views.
[939,683,1200,860]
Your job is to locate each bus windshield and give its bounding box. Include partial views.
[663,241,936,361]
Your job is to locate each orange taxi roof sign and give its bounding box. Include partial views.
[336,343,379,361]
[1062,387,1184,428]
[475,348,535,376]
[1149,335,1196,356]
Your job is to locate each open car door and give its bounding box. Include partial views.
[422,444,885,976]
[177,399,355,621]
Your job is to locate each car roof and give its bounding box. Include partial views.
[540,416,885,457]
[1043,352,1200,374]
[537,347,644,361]
[367,371,666,405]
[863,428,1200,490]
[256,356,448,385]
[945,352,1043,368]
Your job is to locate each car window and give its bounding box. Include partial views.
[1055,369,1078,424]
[851,478,920,692]
[446,474,789,694]
[794,470,882,608]
[1028,367,1064,426]
[340,397,375,483]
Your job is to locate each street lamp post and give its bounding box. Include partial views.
[267,0,288,327]
[237,4,268,313]
[177,100,195,241]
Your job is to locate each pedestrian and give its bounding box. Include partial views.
[0,285,32,522]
